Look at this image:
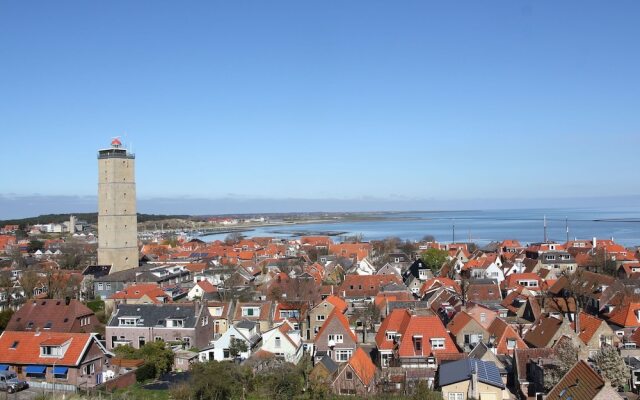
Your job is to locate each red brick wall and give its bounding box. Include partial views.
[99,370,137,392]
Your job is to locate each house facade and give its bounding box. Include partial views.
[105,303,213,350]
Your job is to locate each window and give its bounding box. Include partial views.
[97,283,104,291]
[242,307,258,317]
[118,317,138,326]
[346,370,353,380]
[386,331,397,341]
[335,350,352,362]
[183,337,191,347]
[155,336,163,342]
[83,363,95,375]
[480,313,486,323]
[316,314,326,321]
[139,336,146,347]
[448,393,464,400]
[105,283,111,290]
[275,337,281,348]
[328,334,344,344]
[430,338,445,350]
[202,316,209,326]
[40,346,62,357]
[414,337,422,352]
[507,339,517,349]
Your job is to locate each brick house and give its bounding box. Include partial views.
[6,298,99,334]
[105,303,213,350]
[331,347,377,396]
[314,310,357,363]
[0,331,112,389]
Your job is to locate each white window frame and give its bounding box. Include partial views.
[430,338,445,350]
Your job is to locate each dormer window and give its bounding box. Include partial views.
[241,307,259,317]
[430,338,445,350]
[40,345,63,358]
[635,310,640,322]
[413,335,423,352]
[118,317,139,326]
[386,331,397,341]
[167,319,185,328]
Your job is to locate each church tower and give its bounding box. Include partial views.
[97,138,138,272]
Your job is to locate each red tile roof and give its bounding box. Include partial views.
[605,302,640,328]
[110,284,170,304]
[325,295,348,314]
[570,312,605,344]
[375,309,459,357]
[0,331,104,366]
[347,347,376,386]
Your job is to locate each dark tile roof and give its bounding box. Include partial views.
[108,304,202,328]
[319,355,339,374]
[438,358,504,389]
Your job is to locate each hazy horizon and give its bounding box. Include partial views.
[2,193,640,220]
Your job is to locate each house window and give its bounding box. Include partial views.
[335,350,352,362]
[83,363,95,375]
[507,339,517,349]
[386,331,396,341]
[183,337,191,347]
[316,315,325,321]
[346,370,353,380]
[155,336,163,342]
[414,337,422,352]
[97,283,104,291]
[448,394,464,400]
[275,337,281,348]
[328,334,344,344]
[242,307,258,317]
[40,346,62,357]
[105,283,111,290]
[430,338,445,350]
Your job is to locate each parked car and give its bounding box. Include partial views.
[0,371,28,393]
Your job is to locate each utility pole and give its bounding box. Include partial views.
[565,218,569,244]
[543,215,548,243]
[452,222,456,244]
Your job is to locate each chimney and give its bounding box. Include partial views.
[592,237,597,249]
[65,296,71,306]
[575,311,580,334]
[470,363,479,399]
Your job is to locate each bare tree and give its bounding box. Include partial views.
[19,270,40,299]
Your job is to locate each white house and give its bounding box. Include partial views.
[348,258,376,275]
[187,280,217,300]
[199,321,258,362]
[259,320,303,364]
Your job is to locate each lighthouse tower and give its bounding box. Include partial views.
[97,138,138,273]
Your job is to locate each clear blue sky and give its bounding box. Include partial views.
[1,1,639,217]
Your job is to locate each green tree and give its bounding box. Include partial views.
[114,341,174,378]
[420,248,449,273]
[0,309,14,332]
[593,346,630,389]
[27,240,44,253]
[229,337,248,358]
